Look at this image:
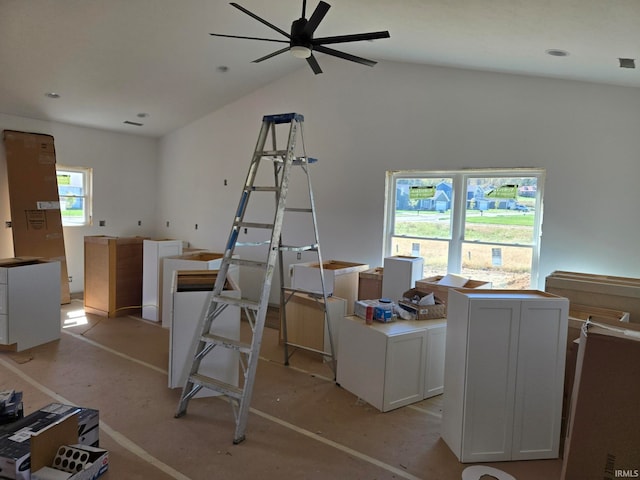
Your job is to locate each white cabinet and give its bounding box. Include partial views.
[161,252,239,328]
[336,315,447,412]
[441,289,568,463]
[142,239,183,322]
[0,258,61,351]
[168,271,240,398]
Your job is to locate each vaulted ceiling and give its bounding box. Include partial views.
[2,0,639,137]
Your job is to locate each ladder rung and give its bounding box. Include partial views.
[280,244,318,252]
[282,287,329,299]
[263,112,303,124]
[284,207,313,213]
[237,221,274,230]
[211,294,261,310]
[236,240,271,247]
[246,186,279,192]
[189,373,243,399]
[258,149,288,157]
[228,258,268,269]
[202,334,252,354]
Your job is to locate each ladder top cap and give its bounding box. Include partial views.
[263,113,304,124]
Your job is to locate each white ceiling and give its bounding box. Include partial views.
[2,0,640,137]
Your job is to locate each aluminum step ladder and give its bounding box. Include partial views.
[174,113,334,444]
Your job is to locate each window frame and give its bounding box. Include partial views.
[56,165,93,227]
[383,168,545,288]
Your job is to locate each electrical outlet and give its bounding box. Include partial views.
[5,221,11,228]
[137,220,142,226]
[99,220,106,227]
[166,221,170,227]
[68,276,73,283]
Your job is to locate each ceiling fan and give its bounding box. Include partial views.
[210,1,390,74]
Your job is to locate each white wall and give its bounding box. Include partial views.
[158,58,640,302]
[0,113,158,292]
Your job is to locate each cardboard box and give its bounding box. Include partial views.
[415,275,492,304]
[2,130,71,304]
[397,288,446,320]
[31,445,108,480]
[546,270,640,323]
[358,267,383,300]
[291,260,369,315]
[0,404,81,480]
[381,256,423,303]
[561,322,640,479]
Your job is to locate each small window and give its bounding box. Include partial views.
[57,165,93,226]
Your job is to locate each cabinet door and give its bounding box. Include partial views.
[511,298,568,460]
[461,299,520,462]
[383,331,426,411]
[423,325,446,398]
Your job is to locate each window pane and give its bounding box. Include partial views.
[465,177,537,244]
[461,242,532,289]
[394,178,452,240]
[57,167,91,226]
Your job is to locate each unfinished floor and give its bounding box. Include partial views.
[0,299,563,480]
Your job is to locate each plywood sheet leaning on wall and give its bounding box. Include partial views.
[2,130,71,304]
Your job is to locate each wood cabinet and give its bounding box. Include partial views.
[336,315,447,412]
[441,289,568,463]
[84,236,145,317]
[0,257,60,351]
[282,292,347,357]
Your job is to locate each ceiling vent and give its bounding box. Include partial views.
[123,120,144,126]
[619,58,635,69]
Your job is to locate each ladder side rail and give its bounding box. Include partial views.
[232,119,299,443]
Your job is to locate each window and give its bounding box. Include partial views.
[56,165,93,226]
[384,169,544,289]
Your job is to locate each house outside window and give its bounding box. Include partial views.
[384,168,545,289]
[57,165,93,226]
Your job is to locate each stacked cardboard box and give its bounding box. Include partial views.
[561,322,640,479]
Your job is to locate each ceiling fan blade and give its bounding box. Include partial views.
[314,45,377,67]
[252,47,290,63]
[210,33,289,44]
[230,2,290,39]
[303,1,331,36]
[313,31,390,45]
[306,54,323,74]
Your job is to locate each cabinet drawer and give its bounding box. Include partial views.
[0,314,8,344]
[0,284,7,315]
[0,267,7,284]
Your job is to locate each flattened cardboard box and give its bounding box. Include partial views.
[3,130,70,303]
[561,323,640,479]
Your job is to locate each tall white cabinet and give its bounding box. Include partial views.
[441,289,568,463]
[142,239,183,322]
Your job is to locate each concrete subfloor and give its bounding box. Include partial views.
[0,299,563,479]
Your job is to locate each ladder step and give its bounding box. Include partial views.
[211,294,261,310]
[237,221,275,230]
[202,333,252,354]
[280,244,318,252]
[228,258,269,269]
[284,207,313,213]
[282,287,330,298]
[189,373,243,399]
[246,186,279,192]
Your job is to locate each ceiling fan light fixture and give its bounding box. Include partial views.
[290,45,312,59]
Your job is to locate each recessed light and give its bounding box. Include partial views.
[546,49,569,57]
[136,112,149,118]
[217,65,229,73]
[45,92,61,99]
